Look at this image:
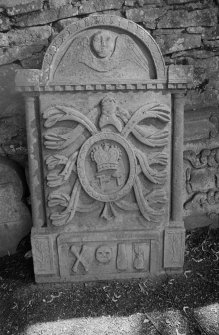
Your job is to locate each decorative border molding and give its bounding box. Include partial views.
[16,82,191,92]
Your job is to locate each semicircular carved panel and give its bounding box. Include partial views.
[41,15,166,84]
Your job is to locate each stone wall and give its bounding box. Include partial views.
[0,0,219,238]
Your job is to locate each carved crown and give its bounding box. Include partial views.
[91,143,121,172]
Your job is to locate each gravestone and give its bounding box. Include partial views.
[15,15,192,282]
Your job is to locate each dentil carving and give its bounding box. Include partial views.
[44,95,170,226]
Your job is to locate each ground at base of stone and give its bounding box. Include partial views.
[0,227,218,335]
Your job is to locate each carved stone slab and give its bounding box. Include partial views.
[15,15,191,282]
[42,91,171,231]
[57,232,153,282]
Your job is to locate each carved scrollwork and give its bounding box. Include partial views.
[184,147,219,219]
[44,98,170,227]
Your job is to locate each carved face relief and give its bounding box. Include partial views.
[92,31,115,58]
[96,245,112,263]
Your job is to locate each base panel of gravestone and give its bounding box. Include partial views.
[31,230,168,283]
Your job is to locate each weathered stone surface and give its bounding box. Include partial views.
[158,8,217,28]
[171,50,215,59]
[14,5,78,27]
[0,158,31,256]
[78,0,124,14]
[186,90,218,111]
[203,39,219,50]
[0,0,43,16]
[0,26,52,48]
[0,24,51,65]
[20,51,44,69]
[166,0,196,3]
[0,63,21,95]
[154,33,201,55]
[125,7,167,29]
[0,14,11,32]
[185,57,219,87]
[125,0,163,5]
[95,10,122,17]
[0,44,46,65]
[48,0,71,8]
[53,17,79,32]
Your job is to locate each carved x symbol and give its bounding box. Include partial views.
[70,245,90,273]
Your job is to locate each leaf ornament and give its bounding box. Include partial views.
[135,149,166,185]
[44,123,90,151]
[115,199,138,211]
[48,192,70,208]
[50,178,81,226]
[47,151,78,187]
[121,103,170,139]
[46,154,68,170]
[145,189,168,206]
[148,152,168,166]
[43,106,98,135]
[133,176,163,222]
[132,125,169,147]
[43,107,66,127]
[44,132,69,150]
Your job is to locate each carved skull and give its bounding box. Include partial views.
[96,245,112,263]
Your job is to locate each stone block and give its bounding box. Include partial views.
[203,39,219,50]
[0,26,51,65]
[154,33,201,55]
[168,65,193,84]
[78,0,124,14]
[0,14,11,32]
[171,49,215,60]
[0,158,31,256]
[185,90,218,111]
[0,0,43,16]
[0,26,52,48]
[48,0,71,8]
[53,17,79,32]
[0,44,46,66]
[125,7,167,29]
[20,51,44,69]
[125,0,164,5]
[166,0,197,3]
[158,8,217,28]
[14,5,78,27]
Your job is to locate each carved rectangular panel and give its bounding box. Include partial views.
[31,235,55,275]
[41,91,171,232]
[57,232,152,281]
[164,229,185,268]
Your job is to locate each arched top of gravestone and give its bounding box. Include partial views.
[42,15,166,85]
